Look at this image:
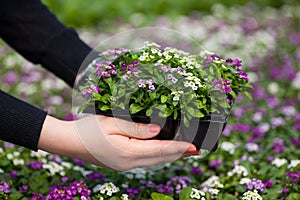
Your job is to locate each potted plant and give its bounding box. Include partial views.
[78,41,252,151]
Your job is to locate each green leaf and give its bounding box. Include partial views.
[184,115,190,127]
[101,93,111,103]
[161,95,168,103]
[173,101,179,107]
[179,187,192,200]
[146,108,153,116]
[8,192,22,200]
[100,105,110,111]
[151,192,174,200]
[129,103,144,114]
[243,91,253,100]
[111,84,118,96]
[149,92,156,100]
[286,193,300,200]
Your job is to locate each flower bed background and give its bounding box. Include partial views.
[1,3,300,200]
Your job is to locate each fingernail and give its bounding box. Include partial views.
[148,124,160,133]
[187,146,197,153]
[182,151,200,158]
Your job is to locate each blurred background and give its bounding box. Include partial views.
[0,1,300,199]
[42,0,299,28]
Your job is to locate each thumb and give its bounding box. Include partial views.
[113,119,161,139]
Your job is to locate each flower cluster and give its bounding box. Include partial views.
[241,190,262,200]
[79,41,251,127]
[245,178,266,192]
[47,180,91,200]
[190,188,206,200]
[0,180,10,194]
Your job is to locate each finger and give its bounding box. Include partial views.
[125,138,197,157]
[108,117,161,139]
[132,151,200,168]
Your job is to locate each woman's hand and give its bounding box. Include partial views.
[38,115,199,171]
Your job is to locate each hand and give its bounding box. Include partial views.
[38,115,199,171]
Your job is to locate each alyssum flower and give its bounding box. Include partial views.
[79,41,252,127]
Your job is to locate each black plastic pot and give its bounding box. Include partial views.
[83,106,230,152]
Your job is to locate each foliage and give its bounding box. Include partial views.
[41,0,299,28]
[0,3,300,200]
[79,42,251,127]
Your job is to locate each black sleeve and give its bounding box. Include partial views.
[0,0,97,150]
[0,91,47,151]
[0,0,96,87]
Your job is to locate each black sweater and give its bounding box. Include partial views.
[0,0,93,150]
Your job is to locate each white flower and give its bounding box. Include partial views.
[0,168,4,173]
[288,160,300,169]
[43,161,65,176]
[13,158,24,166]
[6,153,13,160]
[227,165,248,177]
[281,106,296,117]
[94,182,120,196]
[241,190,262,200]
[268,82,279,94]
[201,176,224,189]
[240,178,252,185]
[271,158,287,167]
[0,147,3,154]
[252,112,263,122]
[221,141,235,154]
[61,162,72,169]
[257,123,270,133]
[121,194,129,200]
[30,150,49,158]
[190,188,206,200]
[208,188,220,196]
[246,143,260,152]
[292,71,300,89]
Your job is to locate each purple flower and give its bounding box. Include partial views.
[214,78,232,93]
[166,176,192,194]
[19,184,29,194]
[272,138,285,154]
[233,123,251,132]
[142,181,156,188]
[48,181,91,200]
[236,71,249,81]
[267,97,278,108]
[293,125,300,132]
[28,192,45,200]
[271,117,285,128]
[0,180,10,193]
[47,185,73,200]
[69,180,91,198]
[3,71,18,85]
[26,161,43,170]
[72,158,85,166]
[281,187,288,198]
[268,156,274,163]
[4,142,15,148]
[61,176,69,183]
[7,170,17,178]
[209,159,222,168]
[157,184,173,195]
[286,171,300,183]
[246,178,266,192]
[125,187,140,198]
[290,138,300,148]
[190,166,203,175]
[227,58,242,67]
[264,180,273,188]
[86,171,104,182]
